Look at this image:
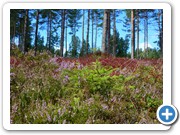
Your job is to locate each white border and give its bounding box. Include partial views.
[3,2,171,130]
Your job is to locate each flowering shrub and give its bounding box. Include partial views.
[10,52,163,124]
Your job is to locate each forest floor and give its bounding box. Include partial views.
[10,50,163,124]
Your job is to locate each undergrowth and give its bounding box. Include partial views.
[10,50,163,124]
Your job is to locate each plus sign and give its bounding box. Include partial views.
[162,108,173,120]
[157,105,178,125]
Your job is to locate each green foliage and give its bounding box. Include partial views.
[67,9,82,35]
[85,61,122,96]
[69,35,81,57]
[136,48,161,59]
[11,52,163,124]
[116,35,130,57]
[109,30,129,57]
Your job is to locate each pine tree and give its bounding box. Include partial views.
[81,9,85,56]
[131,9,135,59]
[65,19,68,57]
[113,9,117,56]
[67,9,82,56]
[10,9,18,48]
[91,10,94,52]
[136,9,140,59]
[86,9,90,54]
[94,9,103,50]
[157,9,163,57]
[102,9,108,53]
[67,9,82,35]
[107,10,111,53]
[34,9,40,56]
[60,9,66,57]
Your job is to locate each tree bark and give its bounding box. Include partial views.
[65,19,68,56]
[144,10,148,57]
[136,9,139,59]
[23,9,29,53]
[46,13,50,50]
[81,10,84,56]
[131,9,135,59]
[49,11,52,51]
[113,9,116,57]
[159,9,163,57]
[60,9,66,57]
[102,9,108,53]
[86,9,90,55]
[95,13,98,50]
[107,10,110,54]
[91,10,94,52]
[34,9,39,56]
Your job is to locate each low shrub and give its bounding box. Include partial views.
[10,52,163,124]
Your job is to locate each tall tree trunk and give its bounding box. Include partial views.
[23,9,29,53]
[102,9,108,53]
[60,9,66,57]
[144,10,148,57]
[107,10,110,54]
[113,9,116,57]
[86,9,90,55]
[18,18,23,51]
[131,9,135,59]
[65,19,68,57]
[159,9,163,57]
[95,12,98,50]
[46,14,50,50]
[91,10,94,53]
[49,11,52,51]
[34,9,39,56]
[82,10,84,56]
[136,9,140,59]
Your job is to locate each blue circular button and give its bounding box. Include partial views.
[157,105,178,125]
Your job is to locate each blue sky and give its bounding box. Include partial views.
[38,9,160,53]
